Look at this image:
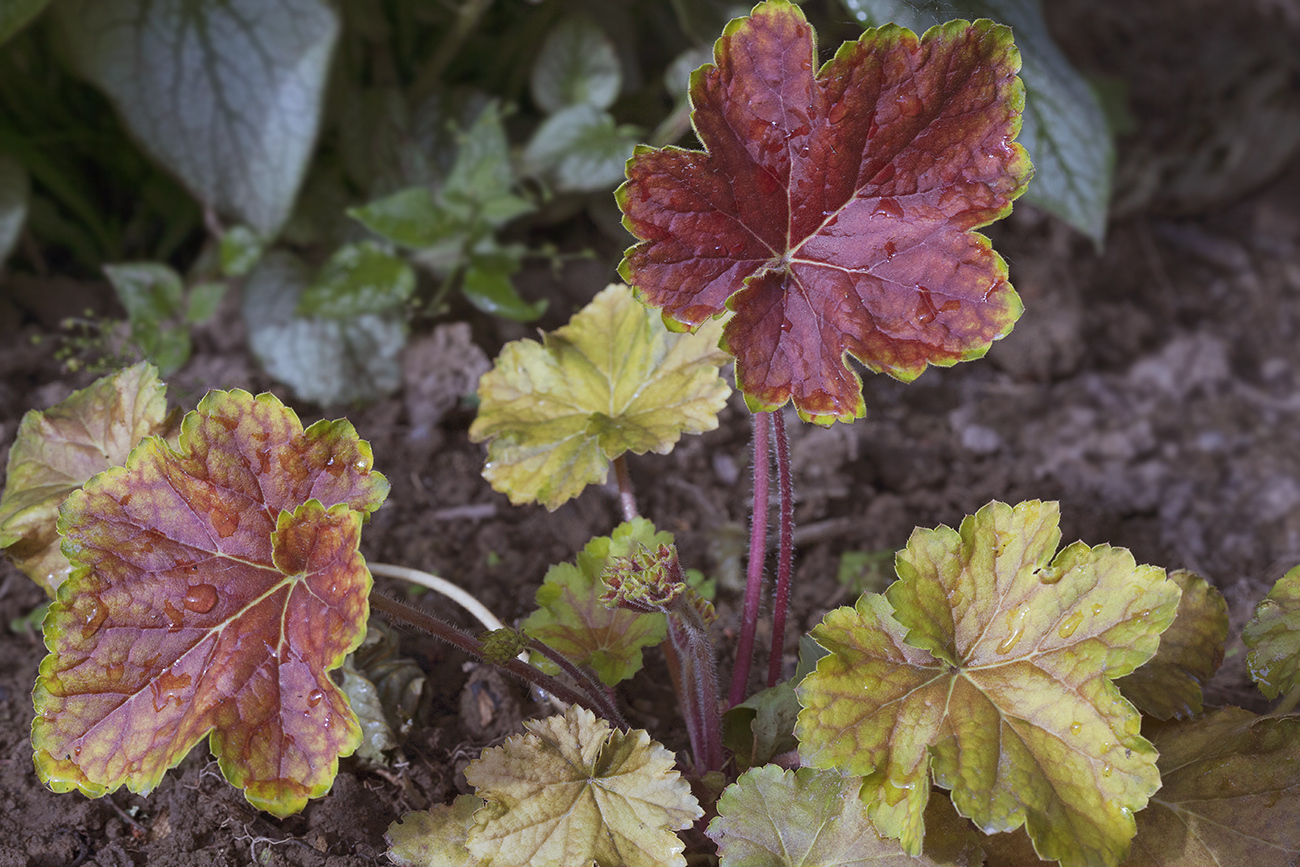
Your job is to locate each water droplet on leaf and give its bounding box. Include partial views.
[1092,603,1104,616]
[308,688,324,708]
[184,584,218,614]
[1069,721,1082,736]
[1058,611,1084,639]
[828,100,850,125]
[211,508,239,539]
[81,598,109,639]
[995,607,1028,655]
[150,667,192,712]
[164,599,185,631]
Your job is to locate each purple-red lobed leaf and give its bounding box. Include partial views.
[618,0,1031,423]
[33,389,389,816]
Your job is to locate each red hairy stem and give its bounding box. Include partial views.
[729,411,771,706]
[767,409,794,688]
[526,637,628,728]
[667,603,724,774]
[368,593,618,722]
[613,454,639,522]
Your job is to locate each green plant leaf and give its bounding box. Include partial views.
[440,103,533,228]
[521,518,675,686]
[524,104,641,194]
[469,283,730,510]
[296,242,416,319]
[796,500,1180,867]
[338,654,398,766]
[0,0,49,46]
[219,225,266,279]
[722,635,823,770]
[350,187,462,251]
[1116,570,1227,720]
[1244,564,1300,700]
[531,16,622,113]
[243,252,406,405]
[838,0,1113,244]
[0,153,28,267]
[0,363,174,597]
[387,795,486,867]
[461,252,546,321]
[708,765,985,866]
[32,388,389,816]
[463,705,702,867]
[1124,707,1300,866]
[55,0,339,236]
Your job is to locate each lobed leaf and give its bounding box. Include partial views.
[708,765,985,866]
[463,705,702,867]
[796,500,1180,867]
[1124,708,1300,866]
[521,518,675,686]
[618,0,1031,423]
[0,363,175,597]
[32,389,389,816]
[387,795,485,867]
[56,0,338,237]
[839,0,1112,245]
[469,284,730,510]
[1244,564,1300,700]
[1116,570,1227,720]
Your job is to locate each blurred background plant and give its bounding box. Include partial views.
[0,0,1114,403]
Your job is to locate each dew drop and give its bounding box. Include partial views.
[873,197,904,219]
[914,287,938,326]
[995,607,1028,655]
[895,92,922,117]
[81,597,109,639]
[307,688,325,708]
[828,100,850,125]
[1038,565,1065,585]
[1058,610,1085,639]
[150,668,192,713]
[1069,721,1082,736]
[163,599,185,631]
[882,240,897,261]
[1092,603,1104,616]
[1102,763,1113,778]
[883,777,914,806]
[211,508,239,539]
[184,583,218,614]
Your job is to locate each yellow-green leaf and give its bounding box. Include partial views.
[387,795,486,867]
[0,363,175,597]
[463,705,702,867]
[796,501,1181,867]
[1244,564,1300,700]
[469,283,729,510]
[1116,570,1227,720]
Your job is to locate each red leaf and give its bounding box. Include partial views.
[33,389,389,816]
[617,0,1031,423]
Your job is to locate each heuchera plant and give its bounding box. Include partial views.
[6,3,1300,866]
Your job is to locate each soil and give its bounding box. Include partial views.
[4,3,1300,864]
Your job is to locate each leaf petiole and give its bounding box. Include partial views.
[729,411,771,706]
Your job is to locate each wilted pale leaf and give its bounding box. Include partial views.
[56,0,337,236]
[1116,570,1227,720]
[796,500,1180,867]
[0,363,174,596]
[1244,564,1300,700]
[1124,708,1300,866]
[464,705,701,867]
[387,795,485,867]
[708,765,985,866]
[33,389,389,816]
[521,519,674,686]
[469,284,730,510]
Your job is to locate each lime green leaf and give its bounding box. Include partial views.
[349,187,462,250]
[797,500,1180,867]
[33,389,388,816]
[461,253,546,321]
[243,251,406,405]
[464,705,702,867]
[469,283,729,510]
[1116,570,1227,720]
[531,16,621,113]
[838,0,1112,244]
[1124,708,1300,866]
[441,103,533,228]
[219,225,266,279]
[524,104,641,194]
[708,765,985,866]
[105,262,184,324]
[297,241,416,319]
[0,363,173,597]
[521,518,674,686]
[388,795,486,867]
[56,0,338,236]
[1244,564,1300,700]
[0,0,50,45]
[184,281,227,326]
[0,153,28,267]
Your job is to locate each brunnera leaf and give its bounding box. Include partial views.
[32,388,389,817]
[0,363,176,597]
[1116,569,1227,721]
[617,0,1031,424]
[796,500,1180,867]
[1243,563,1300,700]
[707,765,986,866]
[463,704,703,867]
[469,283,730,510]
